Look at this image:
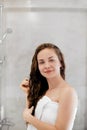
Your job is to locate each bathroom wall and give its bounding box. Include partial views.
[0,0,87,130]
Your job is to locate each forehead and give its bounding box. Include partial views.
[37,48,58,59]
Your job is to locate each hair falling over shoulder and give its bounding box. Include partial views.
[27,43,66,115]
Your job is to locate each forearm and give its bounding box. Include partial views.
[29,115,58,130]
[25,94,29,108]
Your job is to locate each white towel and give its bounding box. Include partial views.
[27,96,59,130]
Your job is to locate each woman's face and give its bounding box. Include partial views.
[37,48,61,79]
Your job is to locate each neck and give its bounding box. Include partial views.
[47,76,65,90]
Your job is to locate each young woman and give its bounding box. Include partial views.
[20,43,78,130]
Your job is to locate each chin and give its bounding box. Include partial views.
[44,75,57,79]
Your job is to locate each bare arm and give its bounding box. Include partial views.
[20,78,30,107]
[20,78,29,94]
[55,87,78,130]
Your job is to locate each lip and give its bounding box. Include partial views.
[45,70,52,73]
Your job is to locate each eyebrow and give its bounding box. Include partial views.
[38,56,54,61]
[48,56,54,59]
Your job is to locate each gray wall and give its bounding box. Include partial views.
[0,0,87,130]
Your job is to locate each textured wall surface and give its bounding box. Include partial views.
[0,0,87,130]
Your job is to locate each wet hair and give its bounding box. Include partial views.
[27,43,65,115]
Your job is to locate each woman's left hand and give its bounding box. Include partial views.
[23,106,34,123]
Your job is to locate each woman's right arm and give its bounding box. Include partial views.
[20,78,29,94]
[20,78,30,107]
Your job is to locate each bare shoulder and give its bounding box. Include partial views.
[64,85,77,97]
[60,84,78,106]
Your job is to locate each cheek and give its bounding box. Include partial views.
[55,64,60,72]
[38,66,44,76]
[38,65,43,72]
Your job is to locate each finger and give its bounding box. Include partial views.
[23,109,28,117]
[30,106,34,113]
[25,78,29,81]
[22,84,29,88]
[31,106,34,110]
[22,80,29,88]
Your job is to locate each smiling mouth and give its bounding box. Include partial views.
[45,70,52,73]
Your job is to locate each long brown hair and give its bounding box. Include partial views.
[27,43,65,115]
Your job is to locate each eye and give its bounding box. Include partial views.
[49,59,54,62]
[38,61,45,65]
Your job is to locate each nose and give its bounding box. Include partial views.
[44,62,50,68]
